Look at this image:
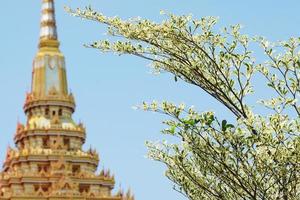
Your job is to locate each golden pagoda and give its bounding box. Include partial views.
[0,1,134,199]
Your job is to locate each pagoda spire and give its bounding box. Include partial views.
[40,0,57,40]
[0,1,133,199]
[31,0,63,96]
[39,0,59,48]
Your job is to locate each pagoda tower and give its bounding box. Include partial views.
[0,1,134,199]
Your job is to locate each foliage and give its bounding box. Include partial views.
[67,6,300,200]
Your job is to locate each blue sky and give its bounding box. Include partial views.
[0,1,300,199]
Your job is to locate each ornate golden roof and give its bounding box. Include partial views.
[0,1,134,199]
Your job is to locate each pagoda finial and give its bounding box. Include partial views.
[39,0,59,48]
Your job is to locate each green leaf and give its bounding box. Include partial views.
[226,124,234,129]
[174,76,178,82]
[169,126,176,134]
[221,120,227,131]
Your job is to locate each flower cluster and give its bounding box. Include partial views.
[67,6,300,199]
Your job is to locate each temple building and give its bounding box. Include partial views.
[0,0,134,199]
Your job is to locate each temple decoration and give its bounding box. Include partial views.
[0,0,134,199]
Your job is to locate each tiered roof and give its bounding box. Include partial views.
[0,1,134,199]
